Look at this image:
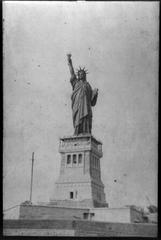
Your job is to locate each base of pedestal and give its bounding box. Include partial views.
[19,202,148,224]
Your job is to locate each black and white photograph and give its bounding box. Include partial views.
[3,1,158,237]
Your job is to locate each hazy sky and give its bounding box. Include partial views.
[3,1,158,218]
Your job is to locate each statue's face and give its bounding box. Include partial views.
[78,71,86,81]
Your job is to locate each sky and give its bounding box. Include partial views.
[3,1,158,218]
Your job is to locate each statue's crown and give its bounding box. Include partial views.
[76,66,89,75]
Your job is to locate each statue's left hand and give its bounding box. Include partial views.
[67,53,72,61]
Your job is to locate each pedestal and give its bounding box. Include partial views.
[50,134,108,208]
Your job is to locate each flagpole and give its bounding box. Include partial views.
[29,152,34,202]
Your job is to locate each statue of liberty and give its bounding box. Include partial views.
[67,54,98,135]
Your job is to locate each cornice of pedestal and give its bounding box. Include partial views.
[60,134,102,145]
[59,134,103,157]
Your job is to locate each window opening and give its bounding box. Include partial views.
[67,155,71,164]
[73,154,77,164]
[70,192,74,199]
[83,213,89,219]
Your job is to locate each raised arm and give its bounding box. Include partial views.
[67,54,75,77]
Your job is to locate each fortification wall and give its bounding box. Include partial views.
[3,219,157,237]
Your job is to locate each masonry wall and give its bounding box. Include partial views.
[3,219,157,237]
[49,199,94,208]
[19,205,145,223]
[90,208,131,223]
[19,205,89,220]
[54,182,93,201]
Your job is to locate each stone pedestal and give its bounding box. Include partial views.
[50,134,108,208]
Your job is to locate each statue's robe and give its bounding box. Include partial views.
[70,75,98,135]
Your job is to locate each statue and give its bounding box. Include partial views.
[67,54,98,135]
